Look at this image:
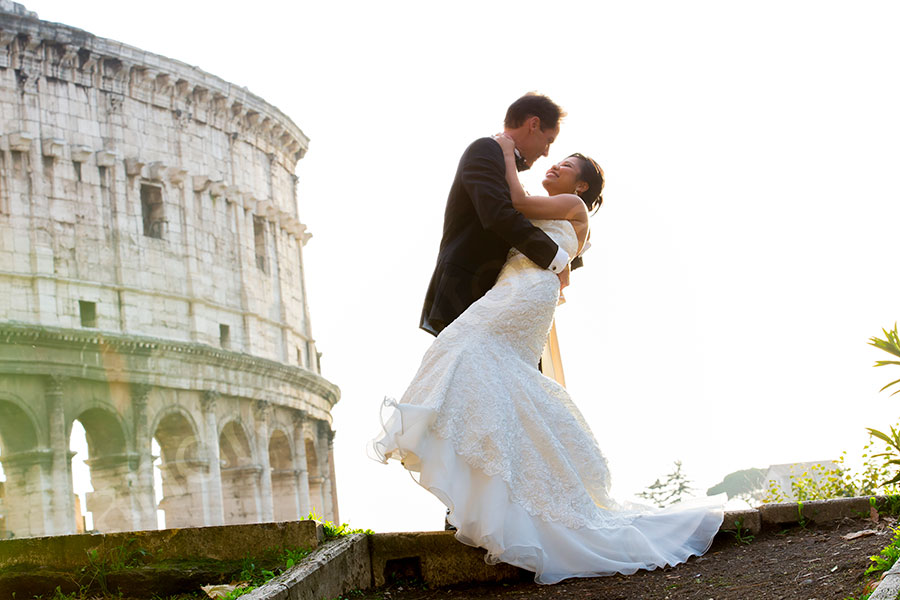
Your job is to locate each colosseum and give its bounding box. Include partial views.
[0,1,340,538]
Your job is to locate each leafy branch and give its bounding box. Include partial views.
[867,425,900,486]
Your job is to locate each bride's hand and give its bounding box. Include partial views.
[492,133,516,156]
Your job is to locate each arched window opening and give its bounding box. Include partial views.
[69,419,92,532]
[153,412,202,529]
[268,430,295,521]
[71,408,130,533]
[152,437,164,529]
[220,421,260,524]
[306,438,323,518]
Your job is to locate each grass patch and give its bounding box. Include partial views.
[305,511,374,540]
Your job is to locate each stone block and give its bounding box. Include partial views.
[244,534,370,600]
[0,250,14,269]
[95,149,119,167]
[208,181,226,197]
[148,161,167,181]
[168,167,188,185]
[41,138,65,158]
[34,245,53,274]
[125,158,145,176]
[719,509,761,535]
[70,145,92,163]
[369,531,528,589]
[13,253,30,273]
[758,501,806,525]
[7,131,34,152]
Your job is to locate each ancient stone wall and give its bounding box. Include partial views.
[0,3,340,538]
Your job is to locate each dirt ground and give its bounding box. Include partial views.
[355,517,895,600]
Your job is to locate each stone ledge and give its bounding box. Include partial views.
[370,531,530,589]
[0,520,322,570]
[757,496,874,526]
[718,496,884,534]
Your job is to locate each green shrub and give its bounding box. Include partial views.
[763,435,900,503]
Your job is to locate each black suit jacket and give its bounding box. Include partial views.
[420,138,561,336]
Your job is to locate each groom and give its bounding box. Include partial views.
[420,93,570,337]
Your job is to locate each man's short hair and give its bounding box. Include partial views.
[504,93,566,130]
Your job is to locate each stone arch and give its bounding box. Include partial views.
[305,434,324,518]
[149,405,203,455]
[0,398,41,538]
[71,406,132,533]
[219,419,255,467]
[152,409,204,529]
[269,417,295,454]
[268,428,292,469]
[152,407,201,465]
[0,398,39,456]
[268,428,295,521]
[219,419,260,524]
[74,407,127,458]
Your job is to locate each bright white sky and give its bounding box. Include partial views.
[20,0,900,533]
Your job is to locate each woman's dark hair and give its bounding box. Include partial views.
[504,92,566,130]
[569,153,605,212]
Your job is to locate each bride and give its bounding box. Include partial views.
[370,136,725,584]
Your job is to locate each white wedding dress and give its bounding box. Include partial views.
[370,219,725,584]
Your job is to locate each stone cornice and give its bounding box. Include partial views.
[0,322,340,408]
[0,11,309,169]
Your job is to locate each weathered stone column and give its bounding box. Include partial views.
[85,453,141,532]
[327,429,339,525]
[131,383,157,530]
[317,421,335,522]
[254,400,274,522]
[157,458,208,529]
[46,375,76,535]
[233,197,251,354]
[201,390,225,526]
[1,449,54,537]
[292,410,311,518]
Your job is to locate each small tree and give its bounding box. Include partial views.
[637,460,695,508]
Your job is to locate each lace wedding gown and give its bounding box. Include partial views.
[370,219,725,584]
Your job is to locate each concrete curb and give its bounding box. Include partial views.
[757,496,874,527]
[715,496,882,537]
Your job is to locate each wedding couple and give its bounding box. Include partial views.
[370,93,725,584]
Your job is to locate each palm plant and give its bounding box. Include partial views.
[866,323,900,485]
[870,323,900,395]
